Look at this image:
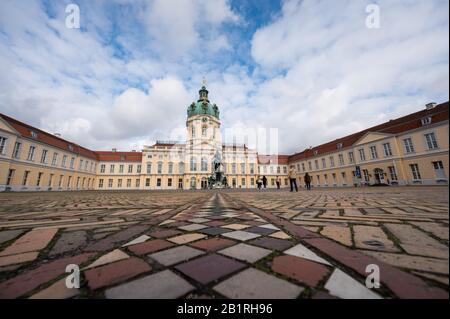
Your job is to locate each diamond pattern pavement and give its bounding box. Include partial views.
[0,187,448,299]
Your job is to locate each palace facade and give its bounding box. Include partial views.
[0,86,448,191]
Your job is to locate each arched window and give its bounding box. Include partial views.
[201,157,208,171]
[202,126,207,137]
[190,157,197,171]
[191,126,195,138]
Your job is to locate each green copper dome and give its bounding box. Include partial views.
[187,86,220,119]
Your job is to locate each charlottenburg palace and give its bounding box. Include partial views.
[0,85,448,191]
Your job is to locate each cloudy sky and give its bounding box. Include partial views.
[0,0,448,154]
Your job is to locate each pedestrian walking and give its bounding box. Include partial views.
[304,173,311,190]
[276,176,281,189]
[262,175,267,189]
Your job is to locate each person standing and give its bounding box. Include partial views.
[262,175,267,189]
[288,167,298,192]
[304,172,311,190]
[257,176,262,190]
[276,176,281,189]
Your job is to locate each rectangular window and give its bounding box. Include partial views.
[40,149,48,163]
[126,179,131,188]
[168,162,173,174]
[22,170,30,186]
[250,178,254,186]
[128,165,133,173]
[270,166,274,174]
[145,178,150,187]
[425,133,438,150]
[12,142,21,158]
[383,143,393,157]
[322,158,326,169]
[302,163,306,171]
[432,161,446,180]
[168,178,172,187]
[0,136,7,154]
[108,179,113,188]
[6,169,15,185]
[232,164,236,174]
[388,166,398,181]
[316,175,320,186]
[283,166,287,174]
[242,178,246,186]
[58,175,63,187]
[276,166,280,174]
[363,169,370,182]
[329,156,335,167]
[110,164,115,173]
[403,138,415,154]
[62,155,67,167]
[52,153,58,166]
[314,160,319,170]
[348,152,354,164]
[80,159,83,170]
[100,164,105,173]
[49,174,54,187]
[27,146,36,161]
[157,178,161,187]
[37,172,43,186]
[118,179,122,188]
[308,161,312,170]
[147,163,152,174]
[358,149,366,162]
[67,176,72,188]
[241,163,246,174]
[369,146,378,159]
[178,178,183,189]
[136,179,140,188]
[250,163,254,174]
[410,164,421,180]
[99,179,104,188]
[70,157,75,169]
[119,165,124,173]
[338,154,344,166]
[157,162,163,174]
[341,172,347,184]
[137,164,142,173]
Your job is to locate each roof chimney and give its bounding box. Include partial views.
[54,133,61,137]
[112,148,117,152]
[426,102,437,110]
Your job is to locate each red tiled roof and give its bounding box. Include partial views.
[0,113,98,160]
[258,155,290,165]
[288,102,449,162]
[94,151,142,162]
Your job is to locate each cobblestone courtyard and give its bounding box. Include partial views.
[0,187,448,299]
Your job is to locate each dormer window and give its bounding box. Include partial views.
[120,155,125,161]
[68,145,74,151]
[421,117,432,126]
[313,150,318,156]
[30,131,38,139]
[337,143,343,149]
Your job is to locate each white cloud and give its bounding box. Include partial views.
[246,0,449,153]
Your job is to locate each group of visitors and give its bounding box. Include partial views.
[256,167,312,192]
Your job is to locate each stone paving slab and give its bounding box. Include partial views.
[105,270,194,299]
[213,268,304,299]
